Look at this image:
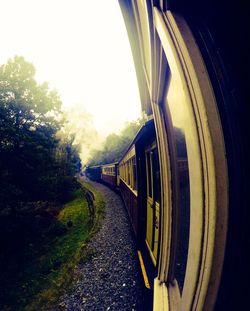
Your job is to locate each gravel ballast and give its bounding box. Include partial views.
[51,181,145,310]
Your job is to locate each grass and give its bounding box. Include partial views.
[0,181,105,311]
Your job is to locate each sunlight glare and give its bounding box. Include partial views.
[0,0,141,137]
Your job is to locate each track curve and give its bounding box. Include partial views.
[51,180,144,311]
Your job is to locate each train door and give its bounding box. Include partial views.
[145,143,161,265]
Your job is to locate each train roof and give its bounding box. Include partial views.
[119,117,155,162]
[101,162,119,167]
[85,165,101,169]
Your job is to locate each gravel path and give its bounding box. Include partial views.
[51,181,144,311]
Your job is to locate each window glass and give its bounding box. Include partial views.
[131,159,133,188]
[126,162,128,183]
[128,160,131,185]
[137,1,151,82]
[152,148,161,203]
[132,157,137,191]
[146,151,152,198]
[164,65,190,293]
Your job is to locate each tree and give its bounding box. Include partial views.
[0,56,80,213]
[87,113,148,166]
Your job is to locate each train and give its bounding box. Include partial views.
[86,0,249,310]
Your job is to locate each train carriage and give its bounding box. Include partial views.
[117,1,249,310]
[85,165,101,181]
[119,145,138,235]
[119,119,156,239]
[87,1,249,308]
[101,162,119,189]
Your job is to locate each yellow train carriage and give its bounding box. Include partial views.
[101,162,119,189]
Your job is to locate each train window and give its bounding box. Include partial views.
[119,157,137,191]
[132,156,137,191]
[125,163,127,181]
[173,132,190,293]
[131,161,133,186]
[131,159,134,189]
[162,57,191,294]
[150,20,194,296]
[146,151,152,198]
[130,160,132,187]
[153,11,201,304]
[128,161,131,186]
[126,162,129,184]
[145,144,161,264]
[152,148,161,204]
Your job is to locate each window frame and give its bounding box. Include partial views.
[152,8,228,310]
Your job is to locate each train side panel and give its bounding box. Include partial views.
[118,145,139,236]
[85,166,101,181]
[101,163,118,189]
[119,179,138,236]
[101,174,117,188]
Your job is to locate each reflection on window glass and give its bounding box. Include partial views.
[165,69,190,294]
[173,127,190,293]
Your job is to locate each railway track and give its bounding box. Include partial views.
[52,181,145,311]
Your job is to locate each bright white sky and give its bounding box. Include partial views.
[0,0,141,136]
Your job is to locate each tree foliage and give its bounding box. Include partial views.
[87,113,148,166]
[0,56,81,213]
[0,57,83,310]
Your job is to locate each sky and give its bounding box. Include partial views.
[0,0,141,137]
